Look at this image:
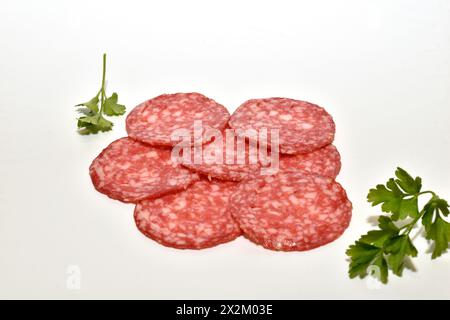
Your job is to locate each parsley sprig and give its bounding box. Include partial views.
[76,53,126,135]
[347,168,449,283]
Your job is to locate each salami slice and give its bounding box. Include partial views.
[228,171,352,251]
[126,92,230,147]
[134,179,241,249]
[181,130,260,181]
[272,144,341,179]
[229,98,335,154]
[89,137,199,203]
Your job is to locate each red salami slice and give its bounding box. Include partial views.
[229,98,335,155]
[89,137,199,203]
[273,144,341,179]
[134,179,241,249]
[181,130,260,181]
[228,171,352,251]
[126,93,230,147]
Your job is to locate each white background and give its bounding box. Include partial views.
[0,0,449,299]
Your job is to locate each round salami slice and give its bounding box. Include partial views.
[89,137,199,203]
[229,98,335,154]
[268,144,341,179]
[126,92,230,147]
[134,179,241,249]
[228,171,352,251]
[180,130,260,181]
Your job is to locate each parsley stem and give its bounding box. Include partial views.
[399,190,436,235]
[417,191,436,197]
[401,209,425,235]
[99,53,107,114]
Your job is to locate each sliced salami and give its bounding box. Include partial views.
[126,92,230,147]
[275,144,341,179]
[134,179,241,249]
[228,171,352,251]
[180,130,260,181]
[89,137,199,203]
[229,98,335,154]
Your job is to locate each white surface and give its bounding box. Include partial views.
[0,0,449,299]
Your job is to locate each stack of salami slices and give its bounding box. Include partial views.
[90,93,352,251]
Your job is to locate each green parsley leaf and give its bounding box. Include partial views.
[360,216,399,248]
[367,178,419,221]
[77,114,99,126]
[378,215,400,232]
[384,235,417,276]
[347,168,449,283]
[433,198,449,216]
[393,196,419,220]
[77,114,113,135]
[395,167,422,195]
[76,95,99,113]
[372,255,389,284]
[75,54,126,135]
[347,241,382,280]
[103,92,126,116]
[367,180,403,214]
[360,230,394,248]
[422,197,450,259]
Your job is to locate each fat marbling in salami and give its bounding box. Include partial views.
[181,130,260,181]
[228,171,352,251]
[134,179,241,249]
[89,137,199,203]
[275,144,341,179]
[229,98,335,154]
[126,93,230,147]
